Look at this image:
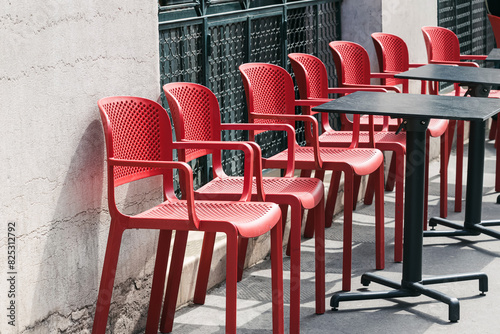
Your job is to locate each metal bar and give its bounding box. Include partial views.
[464,119,486,227]
[421,272,488,293]
[402,118,429,284]
[360,273,401,290]
[408,282,460,322]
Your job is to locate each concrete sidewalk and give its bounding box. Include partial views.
[169,136,500,334]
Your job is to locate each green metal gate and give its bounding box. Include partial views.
[438,0,495,59]
[158,0,342,190]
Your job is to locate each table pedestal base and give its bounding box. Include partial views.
[426,218,500,238]
[330,272,488,322]
[425,115,500,240]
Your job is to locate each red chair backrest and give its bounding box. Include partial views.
[288,53,334,132]
[329,41,371,86]
[421,26,461,62]
[488,14,500,48]
[163,82,222,163]
[239,63,297,130]
[288,53,329,101]
[97,96,173,187]
[371,32,409,86]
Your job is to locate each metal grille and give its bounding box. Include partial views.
[438,0,495,60]
[159,0,342,190]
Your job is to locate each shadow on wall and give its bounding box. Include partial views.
[28,120,105,332]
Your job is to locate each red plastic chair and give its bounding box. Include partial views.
[326,41,402,134]
[240,62,386,292]
[288,52,406,263]
[163,82,325,332]
[94,96,284,334]
[421,26,500,203]
[488,14,500,49]
[369,34,451,226]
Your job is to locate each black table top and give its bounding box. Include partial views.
[395,64,500,86]
[313,91,500,121]
[486,48,500,62]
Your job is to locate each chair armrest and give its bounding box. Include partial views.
[108,158,200,228]
[343,83,401,93]
[294,98,332,106]
[370,72,397,79]
[326,87,388,95]
[220,123,296,178]
[459,55,487,61]
[174,141,256,202]
[408,63,427,68]
[429,60,479,68]
[250,113,323,169]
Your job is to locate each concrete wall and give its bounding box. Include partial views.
[0,1,160,333]
[341,0,438,92]
[341,0,442,158]
[341,0,383,72]
[0,1,445,333]
[382,0,438,91]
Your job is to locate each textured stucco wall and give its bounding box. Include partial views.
[341,0,438,90]
[341,0,383,72]
[382,0,438,92]
[0,1,160,333]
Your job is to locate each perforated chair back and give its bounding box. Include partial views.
[288,53,329,101]
[421,26,461,62]
[329,41,371,86]
[98,96,172,188]
[163,82,222,163]
[239,63,297,130]
[488,14,500,48]
[371,33,409,87]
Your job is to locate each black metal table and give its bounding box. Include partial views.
[395,64,500,236]
[314,90,499,321]
[486,48,500,63]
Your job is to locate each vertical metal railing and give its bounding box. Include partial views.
[438,0,495,58]
[158,0,342,191]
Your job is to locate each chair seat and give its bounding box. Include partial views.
[196,177,324,209]
[319,131,406,151]
[265,146,384,176]
[135,200,280,238]
[427,119,449,137]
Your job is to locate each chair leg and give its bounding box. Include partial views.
[489,116,497,140]
[385,152,397,191]
[92,223,125,334]
[288,203,302,334]
[145,230,173,334]
[394,151,404,263]
[342,170,353,292]
[159,230,189,333]
[193,232,217,304]
[374,165,385,270]
[270,219,285,334]
[352,174,362,210]
[314,196,326,315]
[446,120,456,163]
[455,120,464,212]
[304,170,325,238]
[225,231,239,333]
[325,171,342,229]
[440,129,449,218]
[423,133,430,231]
[363,173,375,205]
[237,237,249,281]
